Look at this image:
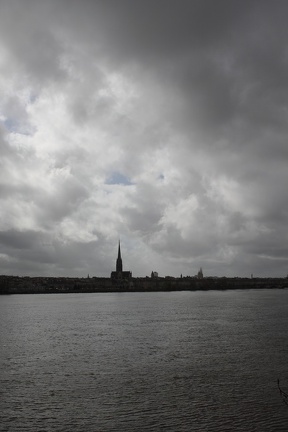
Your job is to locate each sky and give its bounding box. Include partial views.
[1,0,288,278]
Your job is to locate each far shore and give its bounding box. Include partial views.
[1,275,288,295]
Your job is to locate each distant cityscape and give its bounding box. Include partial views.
[1,241,288,294]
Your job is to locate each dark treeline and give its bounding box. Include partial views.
[1,275,288,294]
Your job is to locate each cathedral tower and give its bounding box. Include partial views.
[116,241,123,273]
[111,240,132,279]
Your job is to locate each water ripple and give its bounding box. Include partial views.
[1,290,288,431]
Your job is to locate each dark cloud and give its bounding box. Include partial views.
[0,0,288,277]
[0,0,67,85]
[0,229,41,250]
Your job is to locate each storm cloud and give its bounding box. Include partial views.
[0,0,288,277]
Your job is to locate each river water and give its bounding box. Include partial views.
[1,290,288,431]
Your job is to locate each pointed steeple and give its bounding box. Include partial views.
[116,240,123,273]
[111,240,132,279]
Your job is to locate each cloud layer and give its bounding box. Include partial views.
[1,0,288,277]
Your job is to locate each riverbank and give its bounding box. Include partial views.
[1,275,288,294]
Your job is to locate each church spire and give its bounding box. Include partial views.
[111,240,132,279]
[116,240,123,273]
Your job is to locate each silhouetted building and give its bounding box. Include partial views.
[116,241,123,273]
[111,241,132,279]
[197,267,203,279]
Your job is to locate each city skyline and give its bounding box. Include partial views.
[1,1,288,278]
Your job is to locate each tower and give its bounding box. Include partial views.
[116,241,123,273]
[197,267,203,279]
[111,240,132,279]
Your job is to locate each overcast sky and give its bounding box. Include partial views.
[1,0,288,278]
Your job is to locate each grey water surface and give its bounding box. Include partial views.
[1,290,288,431]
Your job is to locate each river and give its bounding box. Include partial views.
[1,290,288,431]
